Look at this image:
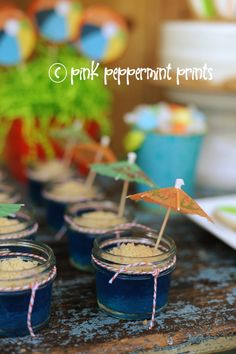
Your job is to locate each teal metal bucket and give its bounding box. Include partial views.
[136,133,204,210]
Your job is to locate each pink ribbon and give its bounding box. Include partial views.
[64,215,155,236]
[108,261,160,329]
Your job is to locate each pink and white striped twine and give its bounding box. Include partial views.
[2,222,38,240]
[0,252,57,337]
[64,214,155,236]
[92,254,176,330]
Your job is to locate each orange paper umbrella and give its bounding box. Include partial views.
[72,136,116,187]
[74,139,117,166]
[128,178,213,249]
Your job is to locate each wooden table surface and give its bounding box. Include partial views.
[1,210,236,354]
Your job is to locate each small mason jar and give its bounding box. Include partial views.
[0,240,56,337]
[65,201,132,272]
[92,229,176,321]
[0,184,21,204]
[27,160,75,207]
[43,179,101,232]
[0,211,38,241]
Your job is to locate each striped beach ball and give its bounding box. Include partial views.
[29,0,83,43]
[75,5,129,63]
[0,6,36,66]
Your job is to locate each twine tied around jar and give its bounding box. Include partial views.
[92,253,176,330]
[109,262,160,329]
[0,252,57,337]
[1,222,38,240]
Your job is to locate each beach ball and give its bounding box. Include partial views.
[0,7,36,66]
[75,5,129,63]
[29,0,83,43]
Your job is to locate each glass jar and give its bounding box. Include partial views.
[27,160,75,207]
[0,240,56,337]
[0,184,21,204]
[43,179,101,231]
[65,201,132,272]
[92,229,176,321]
[0,211,38,241]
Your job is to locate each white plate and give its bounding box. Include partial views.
[187,194,236,250]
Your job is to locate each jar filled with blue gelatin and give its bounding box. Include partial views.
[43,179,100,231]
[0,240,56,337]
[0,211,38,241]
[65,201,131,272]
[92,230,176,321]
[27,160,75,207]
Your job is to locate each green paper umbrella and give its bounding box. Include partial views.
[50,121,92,143]
[50,121,93,166]
[91,152,155,216]
[91,158,154,186]
[0,204,23,218]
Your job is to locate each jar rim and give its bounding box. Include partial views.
[65,200,133,231]
[27,159,75,182]
[0,240,55,281]
[0,185,21,203]
[0,212,37,239]
[42,178,101,203]
[93,231,176,266]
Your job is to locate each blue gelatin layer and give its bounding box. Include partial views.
[0,281,53,337]
[67,208,98,271]
[46,199,67,231]
[67,228,95,271]
[94,265,172,320]
[28,178,44,207]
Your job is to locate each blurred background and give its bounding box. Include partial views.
[0,0,236,196]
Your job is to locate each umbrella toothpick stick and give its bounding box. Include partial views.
[155,207,171,249]
[86,136,110,188]
[63,121,82,167]
[64,138,76,167]
[118,152,137,217]
[155,179,184,249]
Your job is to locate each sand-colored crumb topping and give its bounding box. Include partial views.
[0,192,11,203]
[102,243,165,271]
[0,257,47,288]
[0,218,26,235]
[50,181,96,201]
[74,211,126,230]
[29,160,72,182]
[0,257,38,277]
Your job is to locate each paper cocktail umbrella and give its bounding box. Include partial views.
[50,121,93,167]
[0,6,36,66]
[74,5,129,63]
[0,204,24,217]
[81,136,117,187]
[91,152,155,217]
[50,121,92,142]
[29,0,83,44]
[128,178,213,249]
[73,138,117,167]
